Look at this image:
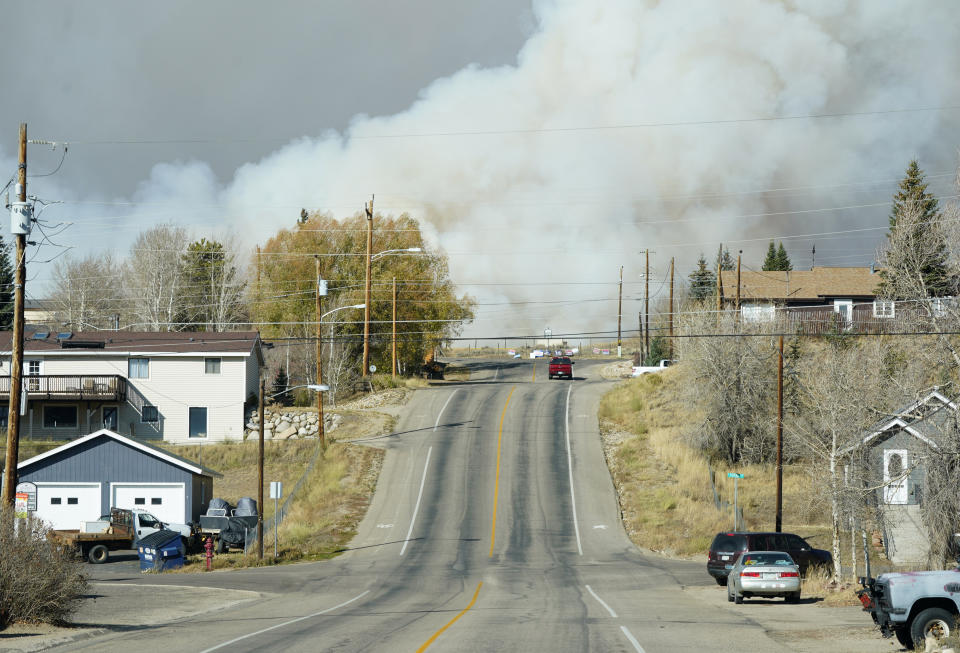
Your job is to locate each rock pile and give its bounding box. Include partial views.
[244,408,343,440]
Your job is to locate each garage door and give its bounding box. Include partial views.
[111,483,185,525]
[35,483,102,530]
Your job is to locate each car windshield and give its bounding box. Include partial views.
[742,553,794,566]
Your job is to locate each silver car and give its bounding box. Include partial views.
[727,551,801,604]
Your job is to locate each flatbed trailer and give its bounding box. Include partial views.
[48,508,136,564]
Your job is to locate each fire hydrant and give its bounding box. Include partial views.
[204,536,214,571]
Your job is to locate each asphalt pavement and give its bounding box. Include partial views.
[15,358,883,652]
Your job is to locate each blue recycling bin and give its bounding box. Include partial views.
[138,529,186,572]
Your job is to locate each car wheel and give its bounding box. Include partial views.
[727,586,734,603]
[785,592,800,604]
[909,607,956,646]
[894,625,913,650]
[734,591,743,605]
[87,544,109,564]
[715,576,727,587]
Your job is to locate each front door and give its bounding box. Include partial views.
[883,449,908,504]
[102,406,118,431]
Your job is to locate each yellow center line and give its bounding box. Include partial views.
[532,358,536,382]
[416,582,483,653]
[489,386,515,558]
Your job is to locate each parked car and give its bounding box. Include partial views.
[726,551,801,603]
[858,570,960,650]
[708,531,832,585]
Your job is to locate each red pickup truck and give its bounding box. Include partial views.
[548,357,574,379]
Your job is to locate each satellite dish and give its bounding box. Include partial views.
[369,365,377,373]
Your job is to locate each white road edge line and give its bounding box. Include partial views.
[199,590,370,653]
[434,388,460,431]
[585,585,617,618]
[494,367,500,380]
[400,446,432,556]
[565,384,583,556]
[620,626,647,653]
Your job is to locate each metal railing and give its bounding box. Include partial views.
[0,375,127,401]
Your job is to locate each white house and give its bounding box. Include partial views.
[0,331,263,443]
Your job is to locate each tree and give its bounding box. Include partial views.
[49,252,122,330]
[775,243,792,271]
[271,365,293,407]
[0,236,14,329]
[880,160,951,299]
[645,336,670,365]
[181,237,248,331]
[762,241,792,271]
[715,245,735,272]
[687,254,716,302]
[762,242,779,271]
[123,224,190,331]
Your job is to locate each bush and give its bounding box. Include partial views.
[0,512,88,628]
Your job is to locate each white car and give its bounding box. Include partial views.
[727,551,801,604]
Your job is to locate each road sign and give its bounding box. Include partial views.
[270,481,283,499]
[727,473,744,479]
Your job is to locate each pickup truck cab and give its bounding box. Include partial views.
[632,359,675,376]
[858,570,960,649]
[548,357,574,379]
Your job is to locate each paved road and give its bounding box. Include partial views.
[50,358,873,652]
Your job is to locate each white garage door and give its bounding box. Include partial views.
[35,483,102,530]
[111,483,185,525]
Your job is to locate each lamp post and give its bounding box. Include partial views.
[319,303,364,438]
[362,246,422,378]
[257,381,328,559]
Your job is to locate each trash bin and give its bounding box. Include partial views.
[138,529,186,572]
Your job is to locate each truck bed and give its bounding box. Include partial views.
[48,527,134,546]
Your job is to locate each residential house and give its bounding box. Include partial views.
[0,331,263,443]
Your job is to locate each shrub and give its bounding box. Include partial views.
[0,512,88,628]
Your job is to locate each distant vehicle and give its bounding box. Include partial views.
[727,551,801,604]
[859,569,960,649]
[48,507,194,564]
[530,350,545,359]
[631,359,676,376]
[707,531,832,585]
[548,357,574,379]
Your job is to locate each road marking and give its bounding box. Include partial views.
[494,367,500,380]
[565,384,583,556]
[199,590,370,653]
[620,626,647,653]
[585,585,618,618]
[376,523,393,529]
[416,581,483,652]
[489,387,515,557]
[593,524,607,530]
[434,388,460,431]
[400,446,432,556]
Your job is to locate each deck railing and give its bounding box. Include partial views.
[0,375,127,402]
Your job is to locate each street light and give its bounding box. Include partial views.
[316,303,364,446]
[363,247,423,377]
[257,379,327,559]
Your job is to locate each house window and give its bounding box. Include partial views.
[834,299,853,324]
[189,407,208,438]
[102,406,118,430]
[141,405,159,423]
[43,405,77,428]
[134,497,145,505]
[205,358,221,374]
[0,405,7,429]
[873,300,895,318]
[27,360,41,375]
[128,358,149,379]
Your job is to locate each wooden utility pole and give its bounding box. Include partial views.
[638,312,644,361]
[776,335,784,532]
[392,277,397,379]
[257,378,265,559]
[362,196,374,378]
[644,250,650,357]
[3,123,27,508]
[668,257,674,359]
[716,246,724,327]
[735,252,742,314]
[315,257,325,450]
[617,266,623,358]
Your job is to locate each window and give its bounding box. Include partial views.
[141,406,159,423]
[67,497,78,505]
[102,406,118,430]
[43,405,77,428]
[0,405,7,429]
[138,513,160,528]
[128,357,149,379]
[50,497,61,505]
[134,497,145,505]
[873,300,895,318]
[189,407,208,438]
[205,358,221,374]
[27,360,41,375]
[151,497,162,505]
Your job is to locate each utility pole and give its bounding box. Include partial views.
[362,196,374,378]
[716,245,724,327]
[638,312,644,361]
[392,276,397,379]
[776,335,784,532]
[644,250,650,358]
[3,123,28,508]
[257,378,265,560]
[735,252,742,328]
[617,266,623,358]
[668,257,674,359]
[315,257,326,450]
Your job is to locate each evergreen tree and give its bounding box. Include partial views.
[715,245,735,272]
[762,241,778,271]
[645,336,671,366]
[0,236,13,330]
[890,160,939,228]
[687,254,716,302]
[775,243,792,271]
[272,365,293,407]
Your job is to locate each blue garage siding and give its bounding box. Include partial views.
[18,437,200,519]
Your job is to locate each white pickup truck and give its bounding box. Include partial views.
[631,359,675,376]
[858,569,960,649]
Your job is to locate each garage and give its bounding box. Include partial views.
[35,482,101,529]
[6,429,217,529]
[111,482,186,525]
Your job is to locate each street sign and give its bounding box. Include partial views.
[727,473,744,479]
[270,481,283,499]
[369,364,377,373]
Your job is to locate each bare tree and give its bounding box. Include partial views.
[123,225,189,331]
[49,252,122,330]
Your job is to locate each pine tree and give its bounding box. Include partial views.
[715,245,735,272]
[645,336,671,366]
[272,365,293,407]
[762,241,778,271]
[0,236,12,330]
[688,254,716,302]
[890,160,939,229]
[775,243,792,271]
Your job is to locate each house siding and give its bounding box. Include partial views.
[866,431,927,506]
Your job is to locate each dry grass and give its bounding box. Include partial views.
[600,367,834,558]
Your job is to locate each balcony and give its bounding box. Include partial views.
[0,375,127,402]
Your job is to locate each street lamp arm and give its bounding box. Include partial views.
[321,303,365,321]
[267,383,328,399]
[370,247,422,262]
